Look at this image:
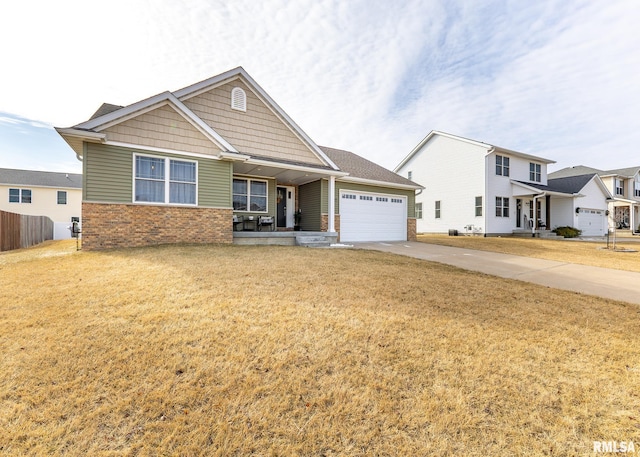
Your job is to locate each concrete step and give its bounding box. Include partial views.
[295,235,331,247]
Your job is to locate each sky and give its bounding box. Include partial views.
[1,0,639,175]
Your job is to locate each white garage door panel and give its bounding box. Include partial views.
[340,191,407,242]
[578,208,605,236]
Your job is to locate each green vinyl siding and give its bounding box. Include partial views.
[199,159,232,207]
[85,144,132,202]
[84,143,232,207]
[299,180,322,231]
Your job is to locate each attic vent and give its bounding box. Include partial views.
[231,87,246,112]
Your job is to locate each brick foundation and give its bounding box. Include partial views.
[321,214,340,239]
[407,218,417,241]
[81,202,233,250]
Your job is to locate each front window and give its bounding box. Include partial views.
[415,202,422,219]
[57,191,67,205]
[635,180,640,197]
[616,179,624,196]
[496,197,509,217]
[435,200,441,219]
[475,196,482,217]
[529,163,541,182]
[496,155,510,176]
[135,155,196,204]
[233,178,268,212]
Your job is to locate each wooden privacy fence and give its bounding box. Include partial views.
[0,210,54,252]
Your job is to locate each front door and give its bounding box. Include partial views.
[277,186,295,228]
[516,199,522,228]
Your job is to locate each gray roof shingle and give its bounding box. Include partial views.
[319,146,421,187]
[514,174,596,194]
[550,165,640,179]
[0,168,82,188]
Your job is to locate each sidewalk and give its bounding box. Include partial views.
[353,241,640,305]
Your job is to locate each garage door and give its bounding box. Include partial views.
[339,190,407,242]
[578,208,605,236]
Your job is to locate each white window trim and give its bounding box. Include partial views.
[231,87,247,112]
[475,196,483,217]
[496,196,510,217]
[132,153,198,206]
[415,202,423,219]
[435,200,441,219]
[233,177,269,213]
[57,190,67,205]
[529,163,541,182]
[9,188,32,204]
[496,155,510,177]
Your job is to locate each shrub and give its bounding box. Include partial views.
[553,226,582,238]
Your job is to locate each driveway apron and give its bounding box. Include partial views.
[353,241,640,305]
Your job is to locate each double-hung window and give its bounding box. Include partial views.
[529,163,541,182]
[496,155,509,176]
[635,180,640,197]
[475,196,483,217]
[233,178,267,212]
[134,155,196,204]
[415,202,423,219]
[435,200,441,219]
[495,197,509,217]
[57,191,67,205]
[9,188,31,203]
[615,179,624,196]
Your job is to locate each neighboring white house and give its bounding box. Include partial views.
[394,131,611,236]
[0,168,82,239]
[550,165,640,234]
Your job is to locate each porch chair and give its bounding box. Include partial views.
[233,215,244,231]
[257,215,275,231]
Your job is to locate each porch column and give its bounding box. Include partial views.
[546,195,551,229]
[328,176,336,232]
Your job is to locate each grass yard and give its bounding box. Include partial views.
[1,241,639,456]
[418,234,640,273]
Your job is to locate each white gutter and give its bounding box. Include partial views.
[338,175,424,190]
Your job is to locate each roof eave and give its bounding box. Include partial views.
[339,175,424,190]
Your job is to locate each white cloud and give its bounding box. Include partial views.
[1,0,639,172]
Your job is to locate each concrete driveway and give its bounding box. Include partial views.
[352,241,640,305]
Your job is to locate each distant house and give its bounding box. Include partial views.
[395,131,612,237]
[550,165,640,234]
[55,67,421,249]
[0,168,82,239]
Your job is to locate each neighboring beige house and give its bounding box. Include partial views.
[550,165,640,234]
[55,67,421,249]
[0,168,82,239]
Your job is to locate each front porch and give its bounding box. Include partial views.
[233,230,339,247]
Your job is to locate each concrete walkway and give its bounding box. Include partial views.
[352,241,640,305]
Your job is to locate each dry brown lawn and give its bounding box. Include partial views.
[1,240,639,456]
[418,234,640,272]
